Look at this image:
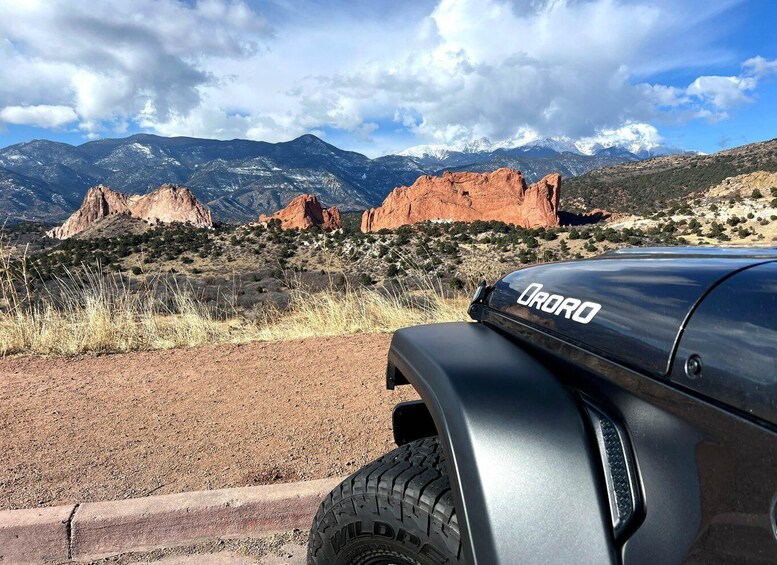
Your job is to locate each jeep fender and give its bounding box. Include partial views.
[387,322,615,564]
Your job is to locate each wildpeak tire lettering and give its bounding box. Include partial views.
[516,282,602,324]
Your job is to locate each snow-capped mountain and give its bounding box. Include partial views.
[396,144,453,161]
[400,123,695,162]
[572,123,694,158]
[518,137,583,155]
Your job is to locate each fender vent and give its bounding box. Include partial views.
[585,403,642,539]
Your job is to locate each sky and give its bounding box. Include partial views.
[0,0,775,157]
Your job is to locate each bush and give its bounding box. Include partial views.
[752,188,763,199]
[707,222,726,237]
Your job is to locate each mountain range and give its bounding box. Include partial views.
[398,134,692,162]
[0,133,679,224]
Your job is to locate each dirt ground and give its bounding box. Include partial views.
[0,333,418,510]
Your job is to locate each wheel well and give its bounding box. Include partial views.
[392,400,437,445]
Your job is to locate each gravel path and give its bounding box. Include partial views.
[0,334,416,510]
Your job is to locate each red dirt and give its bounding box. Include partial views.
[0,334,418,510]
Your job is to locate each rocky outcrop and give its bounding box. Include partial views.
[707,171,777,199]
[361,168,560,232]
[47,184,212,240]
[129,184,213,227]
[258,194,342,231]
[47,185,130,239]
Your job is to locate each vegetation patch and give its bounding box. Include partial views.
[565,139,777,213]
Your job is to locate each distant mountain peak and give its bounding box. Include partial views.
[398,125,694,160]
[289,133,329,146]
[519,137,583,155]
[396,144,452,161]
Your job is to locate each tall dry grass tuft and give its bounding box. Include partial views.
[0,237,469,356]
[257,271,469,341]
[0,238,238,355]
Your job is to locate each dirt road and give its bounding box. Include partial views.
[0,334,417,510]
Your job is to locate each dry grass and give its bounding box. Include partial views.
[257,274,469,341]
[0,266,238,356]
[0,241,468,356]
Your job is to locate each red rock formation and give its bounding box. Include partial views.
[360,168,560,232]
[129,184,212,228]
[47,184,213,240]
[258,194,342,231]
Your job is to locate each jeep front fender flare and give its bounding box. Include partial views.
[387,322,615,564]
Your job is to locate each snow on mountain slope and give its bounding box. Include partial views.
[398,123,693,160]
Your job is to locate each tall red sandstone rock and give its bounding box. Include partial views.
[47,184,213,240]
[360,168,560,232]
[129,184,212,227]
[258,194,342,231]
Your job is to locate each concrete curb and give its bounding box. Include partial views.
[0,476,342,563]
[0,504,75,564]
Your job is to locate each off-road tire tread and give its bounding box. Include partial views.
[307,437,461,564]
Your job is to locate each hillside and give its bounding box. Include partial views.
[608,171,777,245]
[0,166,76,223]
[0,133,639,223]
[564,138,777,213]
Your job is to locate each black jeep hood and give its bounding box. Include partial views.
[485,247,777,378]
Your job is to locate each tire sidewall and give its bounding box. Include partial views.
[322,493,455,564]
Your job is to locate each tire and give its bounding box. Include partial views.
[307,437,462,564]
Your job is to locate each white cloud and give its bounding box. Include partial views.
[686,75,755,110]
[0,0,271,134]
[0,105,78,128]
[576,122,664,154]
[0,0,771,154]
[243,0,761,151]
[668,55,777,122]
[744,56,777,79]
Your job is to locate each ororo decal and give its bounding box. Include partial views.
[516,282,601,324]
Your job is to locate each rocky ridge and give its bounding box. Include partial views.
[47,184,212,240]
[361,168,560,232]
[258,194,342,231]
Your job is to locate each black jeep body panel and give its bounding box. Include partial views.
[389,248,777,564]
[387,323,615,564]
